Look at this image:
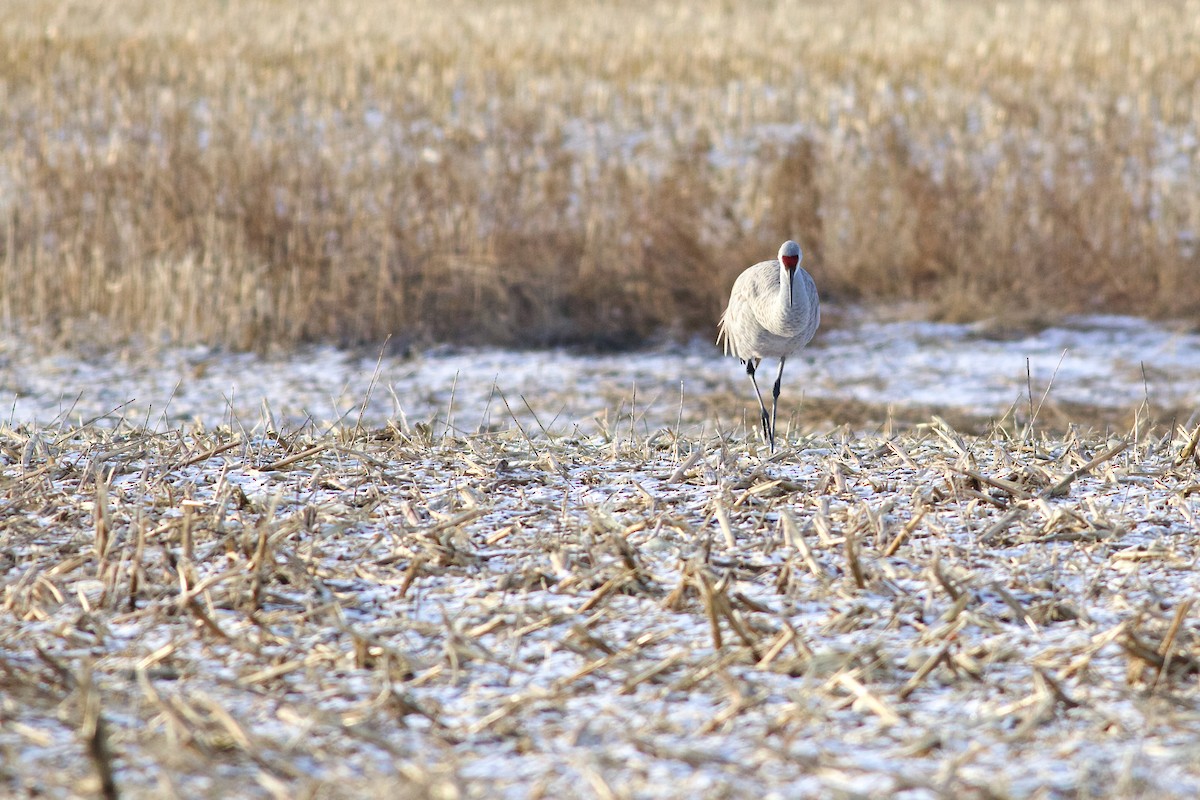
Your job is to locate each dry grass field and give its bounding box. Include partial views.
[2,0,1200,349]
[3,412,1200,798]
[4,2,1200,797]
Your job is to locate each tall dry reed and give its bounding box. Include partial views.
[2,0,1198,349]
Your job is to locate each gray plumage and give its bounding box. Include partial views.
[716,240,820,452]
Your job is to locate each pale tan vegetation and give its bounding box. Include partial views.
[3,415,1200,796]
[2,0,1199,348]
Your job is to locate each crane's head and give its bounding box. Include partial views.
[778,240,803,303]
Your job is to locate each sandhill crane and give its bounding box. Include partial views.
[716,240,820,453]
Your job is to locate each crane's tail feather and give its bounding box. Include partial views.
[715,317,735,357]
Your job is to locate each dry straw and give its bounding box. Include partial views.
[2,409,1200,794]
[2,0,1199,349]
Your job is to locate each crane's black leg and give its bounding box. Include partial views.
[770,357,787,452]
[745,359,771,448]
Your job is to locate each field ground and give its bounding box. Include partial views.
[5,1,1200,794]
[3,408,1200,799]
[3,317,1200,798]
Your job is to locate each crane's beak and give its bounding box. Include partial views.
[786,266,796,305]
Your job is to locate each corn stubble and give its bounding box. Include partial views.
[2,0,1198,349]
[3,414,1200,795]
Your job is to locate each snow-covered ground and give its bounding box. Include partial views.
[3,314,1199,435]
[3,314,1200,799]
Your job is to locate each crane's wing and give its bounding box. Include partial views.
[716,261,776,359]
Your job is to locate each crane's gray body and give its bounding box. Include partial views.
[716,240,820,452]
